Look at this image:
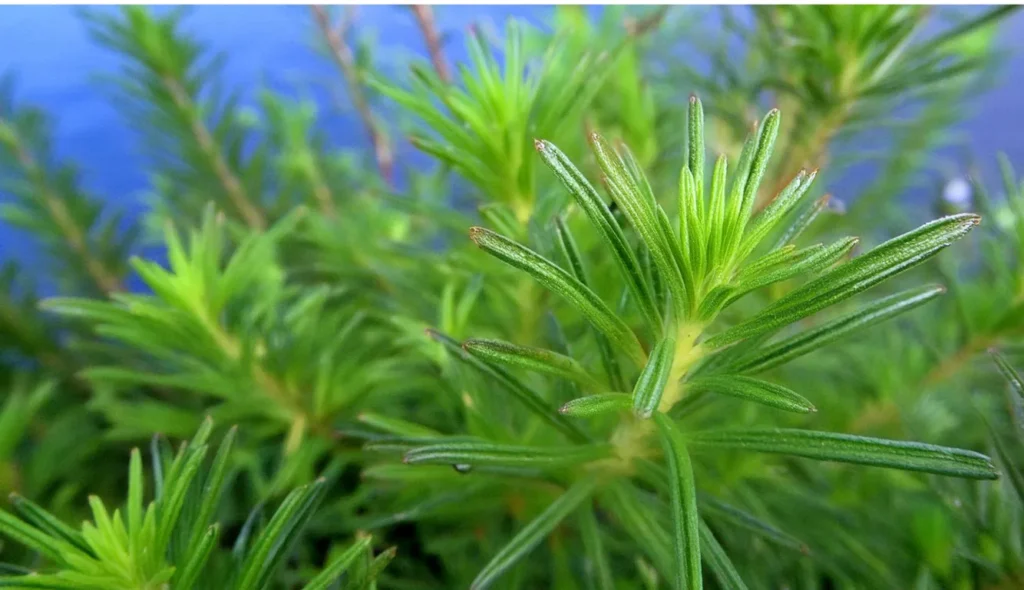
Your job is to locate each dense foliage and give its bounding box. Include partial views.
[0,5,1022,589]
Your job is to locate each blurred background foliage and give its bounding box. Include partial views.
[0,4,1023,589]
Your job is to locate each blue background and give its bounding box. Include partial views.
[1,6,1023,275]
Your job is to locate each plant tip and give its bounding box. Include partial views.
[468,226,485,244]
[533,138,546,151]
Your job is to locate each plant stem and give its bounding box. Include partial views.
[1,127,125,295]
[160,75,266,230]
[921,333,998,388]
[311,5,394,186]
[411,6,451,83]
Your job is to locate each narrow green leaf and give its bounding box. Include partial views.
[699,239,857,321]
[175,524,219,590]
[464,338,604,391]
[740,169,817,259]
[560,393,632,418]
[427,330,588,442]
[591,133,688,318]
[774,194,830,249]
[687,96,706,207]
[0,511,67,562]
[554,216,627,391]
[471,476,598,589]
[358,413,440,438]
[469,227,646,366]
[653,414,702,590]
[403,442,610,469]
[686,375,815,413]
[8,495,89,555]
[987,421,1024,504]
[724,122,759,233]
[706,154,729,269]
[632,337,677,419]
[699,520,748,590]
[733,245,796,282]
[236,479,327,590]
[578,503,615,590]
[699,497,808,554]
[737,109,781,224]
[354,546,397,590]
[188,425,236,549]
[686,428,998,479]
[537,140,661,334]
[708,215,979,348]
[601,483,673,575]
[732,285,944,374]
[127,448,143,539]
[992,350,1024,409]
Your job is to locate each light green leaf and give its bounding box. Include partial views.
[707,214,979,348]
[537,140,661,334]
[560,393,632,418]
[687,375,815,413]
[175,525,219,590]
[469,227,646,366]
[302,536,373,590]
[591,133,688,318]
[633,337,677,419]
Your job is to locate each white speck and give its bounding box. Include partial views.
[943,177,972,208]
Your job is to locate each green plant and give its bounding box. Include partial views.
[0,419,394,589]
[2,5,1023,589]
[370,99,997,588]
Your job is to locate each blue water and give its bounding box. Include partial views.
[1,6,1023,284]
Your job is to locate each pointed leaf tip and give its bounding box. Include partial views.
[468,226,485,244]
[534,138,546,151]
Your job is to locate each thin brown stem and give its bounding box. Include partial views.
[161,76,266,230]
[3,132,125,295]
[624,7,669,38]
[921,333,999,388]
[411,5,451,83]
[311,5,394,185]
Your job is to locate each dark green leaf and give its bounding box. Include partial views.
[654,414,702,590]
[687,428,998,479]
[464,338,604,391]
[471,476,598,589]
[403,442,611,469]
[731,285,944,374]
